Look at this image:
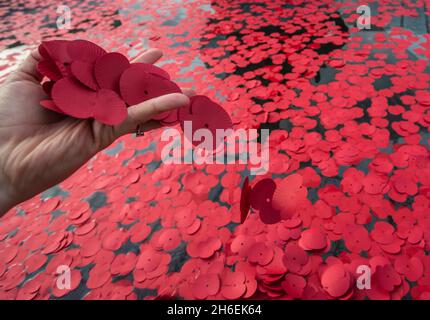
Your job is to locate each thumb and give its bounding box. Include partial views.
[114,93,189,137]
[8,49,43,83]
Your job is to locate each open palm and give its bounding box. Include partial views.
[0,48,190,215]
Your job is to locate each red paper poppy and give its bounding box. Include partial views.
[67,40,106,63]
[111,252,137,276]
[250,178,277,210]
[248,242,274,266]
[178,95,233,150]
[299,228,328,251]
[52,77,127,125]
[240,177,251,223]
[221,270,247,300]
[70,61,98,91]
[119,64,181,106]
[192,274,220,299]
[95,52,130,92]
[281,274,306,299]
[320,264,352,298]
[272,174,308,220]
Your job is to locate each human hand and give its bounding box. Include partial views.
[0,48,190,216]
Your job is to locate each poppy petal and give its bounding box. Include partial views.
[37,60,62,81]
[93,89,127,125]
[95,52,130,91]
[67,39,106,63]
[51,77,95,118]
[120,65,180,105]
[70,61,98,91]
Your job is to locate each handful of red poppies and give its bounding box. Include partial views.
[37,39,232,131]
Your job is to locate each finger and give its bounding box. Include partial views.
[115,93,189,136]
[182,88,196,97]
[131,48,163,64]
[9,49,43,83]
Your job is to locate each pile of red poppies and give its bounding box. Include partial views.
[37,39,232,134]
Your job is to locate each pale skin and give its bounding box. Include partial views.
[0,48,192,216]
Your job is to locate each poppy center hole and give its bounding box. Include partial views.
[144,90,148,95]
